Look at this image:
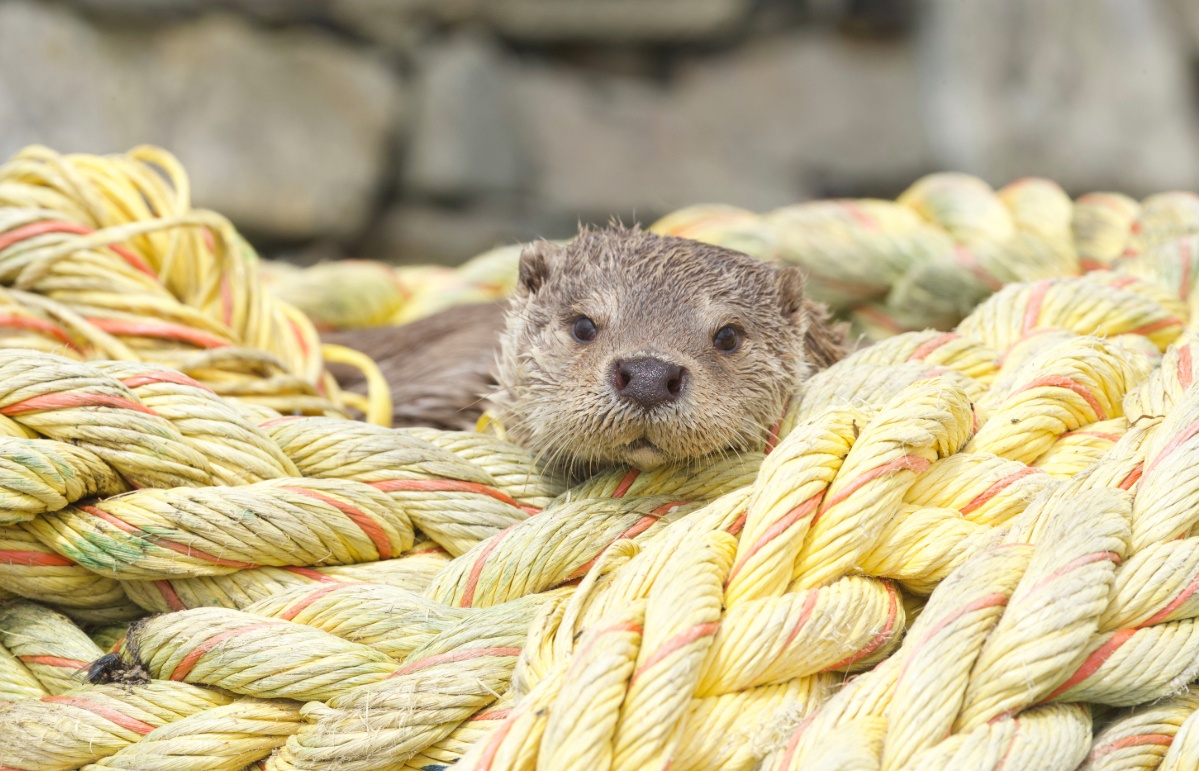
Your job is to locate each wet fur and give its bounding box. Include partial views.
[494,225,844,475]
[324,302,504,430]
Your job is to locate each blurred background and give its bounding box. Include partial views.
[3,0,1198,267]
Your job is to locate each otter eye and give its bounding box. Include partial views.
[571,316,598,344]
[713,325,741,353]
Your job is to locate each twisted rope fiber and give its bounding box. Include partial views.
[0,525,140,623]
[261,416,562,557]
[0,146,371,418]
[26,477,415,580]
[0,680,234,770]
[0,600,105,695]
[120,544,453,615]
[442,255,1199,767]
[86,304,1199,768]
[284,172,1199,346]
[8,147,1199,770]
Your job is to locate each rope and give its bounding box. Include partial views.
[0,349,216,488]
[0,438,125,525]
[91,360,299,485]
[8,147,1199,770]
[26,478,413,580]
[243,583,467,661]
[261,416,546,556]
[120,543,453,615]
[264,245,522,332]
[277,175,1199,344]
[0,601,103,695]
[0,681,233,771]
[80,698,303,771]
[0,146,366,418]
[1081,693,1199,770]
[0,525,140,624]
[258,595,552,769]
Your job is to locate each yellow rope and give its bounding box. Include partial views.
[0,681,233,770]
[318,342,392,426]
[9,146,1199,770]
[81,699,304,771]
[0,600,104,694]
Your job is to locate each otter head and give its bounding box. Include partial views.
[494,225,843,476]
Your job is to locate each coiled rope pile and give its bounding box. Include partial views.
[272,173,1199,346]
[5,147,1199,770]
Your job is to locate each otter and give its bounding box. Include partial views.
[326,225,846,475]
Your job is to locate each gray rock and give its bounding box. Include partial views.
[506,33,928,223]
[919,0,1199,196]
[55,0,208,15]
[326,0,465,52]
[363,203,570,265]
[0,1,403,240]
[1166,0,1199,54]
[480,0,753,42]
[57,0,328,21]
[507,66,770,223]
[402,35,532,201]
[675,33,931,195]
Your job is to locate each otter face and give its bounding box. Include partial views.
[494,225,815,476]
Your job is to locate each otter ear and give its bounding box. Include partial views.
[518,240,560,296]
[777,265,847,369]
[775,265,807,322]
[801,298,849,369]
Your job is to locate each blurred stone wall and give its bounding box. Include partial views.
[2,0,1197,265]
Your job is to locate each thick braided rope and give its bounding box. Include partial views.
[80,698,303,771]
[0,438,125,525]
[440,378,971,768]
[121,544,452,614]
[4,519,446,621]
[2,596,529,771]
[652,174,1199,341]
[0,601,104,695]
[26,478,414,580]
[92,360,299,485]
[425,496,703,608]
[118,606,400,701]
[796,360,984,422]
[1080,693,1199,770]
[243,583,467,660]
[0,349,215,488]
[1163,705,1199,770]
[964,335,1148,463]
[956,275,1184,354]
[8,163,1199,768]
[263,243,522,332]
[1035,387,1199,710]
[4,276,1194,767]
[789,378,974,588]
[402,426,568,509]
[267,173,1199,343]
[0,636,47,702]
[88,623,129,653]
[757,312,1199,768]
[266,598,547,770]
[0,681,234,771]
[448,269,1199,767]
[0,525,141,623]
[398,696,516,771]
[560,452,761,504]
[0,145,355,416]
[261,416,551,556]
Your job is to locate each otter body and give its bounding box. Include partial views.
[331,226,846,475]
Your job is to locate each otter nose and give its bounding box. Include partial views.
[612,357,687,408]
